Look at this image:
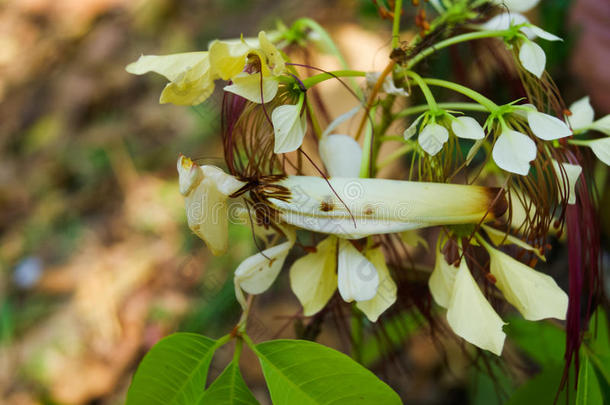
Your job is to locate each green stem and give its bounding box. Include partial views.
[233,337,243,364]
[350,310,364,363]
[406,30,510,69]
[395,102,488,118]
[391,0,403,49]
[241,333,259,354]
[567,139,592,146]
[359,109,374,178]
[420,78,499,112]
[214,333,233,350]
[407,71,438,112]
[302,70,366,89]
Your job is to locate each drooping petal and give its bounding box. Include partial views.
[591,115,610,136]
[589,137,610,166]
[289,236,337,316]
[527,111,572,140]
[446,260,506,356]
[480,13,537,39]
[126,52,209,81]
[552,160,582,205]
[528,26,562,42]
[223,72,279,103]
[481,224,546,261]
[519,40,546,78]
[451,116,485,140]
[403,114,424,140]
[492,0,540,13]
[491,129,537,175]
[418,123,449,155]
[486,245,568,321]
[271,104,308,153]
[337,239,379,302]
[208,40,249,80]
[567,96,595,130]
[319,135,362,177]
[429,243,459,308]
[235,239,294,296]
[356,247,397,322]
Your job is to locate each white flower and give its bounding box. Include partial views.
[446,258,506,356]
[271,102,308,153]
[519,40,546,78]
[418,123,449,155]
[527,110,572,140]
[484,244,568,321]
[403,114,424,140]
[567,96,610,135]
[491,129,537,175]
[589,138,610,166]
[319,134,362,177]
[551,160,582,205]
[337,239,379,302]
[451,116,485,140]
[177,156,245,256]
[366,72,408,97]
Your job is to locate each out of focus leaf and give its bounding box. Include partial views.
[576,354,603,405]
[505,317,565,367]
[505,367,567,405]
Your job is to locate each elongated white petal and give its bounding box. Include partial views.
[319,134,362,177]
[482,224,545,261]
[592,116,610,136]
[356,247,396,321]
[451,116,485,140]
[446,260,506,356]
[272,104,307,153]
[322,106,360,138]
[235,240,293,296]
[552,160,582,205]
[480,12,528,33]
[269,176,506,238]
[529,26,562,42]
[429,244,458,308]
[419,123,449,155]
[486,245,568,321]
[568,96,595,130]
[403,114,424,140]
[492,129,537,175]
[126,52,209,81]
[519,40,546,78]
[223,72,278,103]
[289,236,337,316]
[590,138,610,165]
[177,157,245,256]
[337,239,379,302]
[527,111,572,140]
[492,0,540,13]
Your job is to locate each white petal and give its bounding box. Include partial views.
[446,260,506,356]
[322,106,360,138]
[480,13,529,34]
[356,247,397,322]
[223,72,278,103]
[486,246,568,321]
[319,135,362,177]
[289,237,338,316]
[272,104,307,153]
[177,155,204,195]
[567,96,595,130]
[552,160,582,205]
[492,0,540,13]
[512,103,537,119]
[429,244,458,308]
[491,130,537,175]
[337,239,379,302]
[403,114,424,140]
[529,26,562,42]
[527,111,572,140]
[235,240,293,295]
[451,116,485,140]
[366,71,408,96]
[126,52,209,81]
[418,123,449,155]
[591,115,610,136]
[590,138,610,166]
[519,40,546,78]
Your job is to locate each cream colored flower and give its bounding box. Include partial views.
[451,116,485,140]
[418,123,449,156]
[271,100,308,153]
[491,129,537,175]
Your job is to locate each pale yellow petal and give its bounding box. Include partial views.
[356,247,396,322]
[272,104,307,153]
[159,57,215,105]
[258,31,285,76]
[429,244,459,308]
[482,224,545,261]
[208,40,248,80]
[235,240,293,295]
[126,52,208,81]
[289,236,338,316]
[223,72,279,103]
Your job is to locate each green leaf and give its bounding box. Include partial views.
[576,354,603,405]
[198,362,260,405]
[505,366,567,405]
[127,333,226,405]
[253,339,402,405]
[505,317,565,367]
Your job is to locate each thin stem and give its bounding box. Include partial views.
[420,78,499,112]
[395,102,488,118]
[406,30,510,69]
[391,0,403,49]
[302,70,366,89]
[407,71,438,111]
[233,337,243,364]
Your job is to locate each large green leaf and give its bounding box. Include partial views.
[126,333,222,405]
[198,362,260,405]
[505,367,568,405]
[254,339,402,405]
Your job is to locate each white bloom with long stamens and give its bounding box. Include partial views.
[419,123,449,156]
[491,129,537,175]
[271,103,308,153]
[451,116,485,140]
[319,134,362,177]
[527,110,572,140]
[177,156,245,256]
[484,244,568,321]
[337,239,379,302]
[551,160,582,205]
[446,259,506,356]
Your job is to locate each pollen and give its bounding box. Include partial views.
[181,157,193,169]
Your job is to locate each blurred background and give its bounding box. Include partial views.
[0,0,608,404]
